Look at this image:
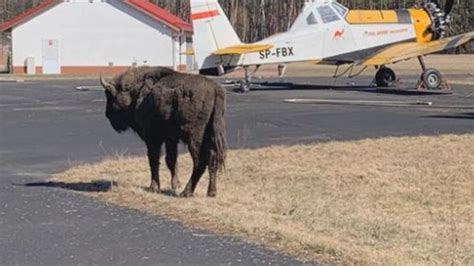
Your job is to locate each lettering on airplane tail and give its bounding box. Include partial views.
[333,29,345,40]
[259,47,295,60]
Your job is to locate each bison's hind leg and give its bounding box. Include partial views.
[180,162,207,198]
[207,159,218,197]
[165,140,180,193]
[180,140,208,198]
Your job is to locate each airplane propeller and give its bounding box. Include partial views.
[444,0,454,16]
[424,0,455,39]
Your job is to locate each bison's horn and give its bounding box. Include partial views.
[100,74,117,95]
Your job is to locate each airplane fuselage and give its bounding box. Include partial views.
[227,6,431,67]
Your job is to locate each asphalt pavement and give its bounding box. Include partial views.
[1,76,473,265]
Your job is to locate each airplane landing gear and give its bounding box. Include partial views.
[375,66,396,87]
[239,83,251,93]
[417,56,443,90]
[239,66,251,93]
[238,66,251,93]
[374,58,449,92]
[421,68,442,90]
[238,65,261,93]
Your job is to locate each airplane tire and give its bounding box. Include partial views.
[421,68,442,90]
[239,82,250,93]
[375,67,396,87]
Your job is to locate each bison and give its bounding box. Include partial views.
[100,67,226,197]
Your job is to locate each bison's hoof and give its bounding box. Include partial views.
[171,180,181,191]
[207,190,217,197]
[179,190,193,198]
[146,186,161,194]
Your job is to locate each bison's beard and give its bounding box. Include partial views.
[106,113,131,133]
[109,120,129,133]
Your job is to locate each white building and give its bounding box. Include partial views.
[0,0,193,75]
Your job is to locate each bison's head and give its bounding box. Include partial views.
[100,75,134,133]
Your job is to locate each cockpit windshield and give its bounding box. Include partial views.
[317,6,340,23]
[331,2,348,17]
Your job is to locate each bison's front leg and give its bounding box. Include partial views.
[165,140,180,193]
[146,143,162,193]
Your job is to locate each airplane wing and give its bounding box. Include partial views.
[361,32,474,66]
[212,44,273,56]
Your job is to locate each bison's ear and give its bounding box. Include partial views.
[100,74,117,96]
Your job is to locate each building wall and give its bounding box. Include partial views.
[175,34,193,71]
[11,0,184,74]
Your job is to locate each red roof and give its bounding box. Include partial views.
[0,0,193,33]
[0,0,60,32]
[124,0,193,33]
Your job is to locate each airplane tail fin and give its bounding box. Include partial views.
[190,0,242,74]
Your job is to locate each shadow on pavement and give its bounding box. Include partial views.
[23,181,180,197]
[23,180,114,192]
[233,81,450,95]
[423,112,474,120]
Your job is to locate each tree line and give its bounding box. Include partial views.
[1,0,472,52]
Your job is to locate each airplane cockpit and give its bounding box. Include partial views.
[290,0,348,31]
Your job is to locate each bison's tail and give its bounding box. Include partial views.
[208,88,227,172]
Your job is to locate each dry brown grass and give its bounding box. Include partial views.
[52,135,474,265]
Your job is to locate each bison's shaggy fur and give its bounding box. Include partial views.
[101,67,226,197]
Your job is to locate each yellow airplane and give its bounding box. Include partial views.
[190,0,473,92]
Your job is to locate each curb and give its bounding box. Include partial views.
[284,98,474,109]
[0,79,25,83]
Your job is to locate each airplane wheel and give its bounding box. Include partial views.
[421,68,442,90]
[239,82,250,93]
[375,67,396,87]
